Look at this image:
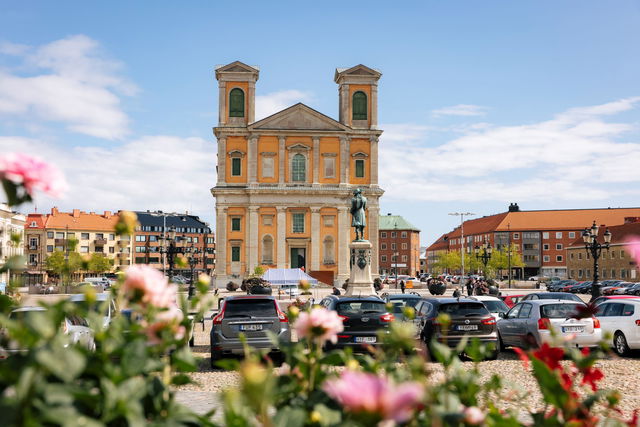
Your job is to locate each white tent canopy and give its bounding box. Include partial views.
[261,268,318,286]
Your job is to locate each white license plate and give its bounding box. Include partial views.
[240,324,263,331]
[457,325,479,331]
[355,336,376,343]
[562,326,584,333]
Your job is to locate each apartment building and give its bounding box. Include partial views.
[1,203,25,286]
[378,214,421,276]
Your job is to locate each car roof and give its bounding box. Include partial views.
[12,306,47,313]
[518,299,586,306]
[224,295,276,301]
[423,297,483,305]
[327,295,384,302]
[470,296,501,301]
[599,295,640,299]
[387,294,422,299]
[67,293,111,302]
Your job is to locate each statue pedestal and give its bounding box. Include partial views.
[346,240,376,296]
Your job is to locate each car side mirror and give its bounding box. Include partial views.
[498,312,506,319]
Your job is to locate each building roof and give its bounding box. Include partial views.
[379,215,420,232]
[426,234,450,252]
[45,207,119,231]
[446,212,509,239]
[135,211,210,232]
[25,213,47,229]
[567,221,640,249]
[495,208,640,232]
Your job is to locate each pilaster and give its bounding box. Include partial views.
[339,84,350,125]
[278,136,286,185]
[248,206,259,272]
[337,206,350,284]
[339,136,350,187]
[217,137,227,185]
[312,136,320,186]
[311,206,321,271]
[276,207,286,268]
[214,206,227,287]
[369,136,379,186]
[248,82,256,124]
[248,135,258,186]
[218,82,227,125]
[370,84,378,129]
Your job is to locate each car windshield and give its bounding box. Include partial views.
[389,297,421,308]
[540,303,584,319]
[438,303,490,316]
[225,299,276,317]
[538,294,579,301]
[337,301,386,315]
[482,300,509,314]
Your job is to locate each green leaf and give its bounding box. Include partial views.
[313,403,342,426]
[35,345,86,383]
[273,406,307,427]
[122,339,146,376]
[172,346,197,371]
[530,358,569,409]
[171,373,192,386]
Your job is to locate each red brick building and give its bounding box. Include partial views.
[378,214,421,277]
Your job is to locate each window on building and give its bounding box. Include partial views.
[96,233,104,239]
[578,253,582,260]
[542,232,549,239]
[231,246,241,262]
[109,247,115,253]
[29,254,37,265]
[621,269,627,278]
[381,232,387,238]
[292,213,305,233]
[323,216,334,227]
[381,243,387,250]
[231,217,241,231]
[28,237,38,248]
[602,269,607,278]
[578,269,583,278]
[135,247,146,253]
[586,269,591,278]
[231,157,242,176]
[95,246,104,253]
[556,255,563,262]
[262,157,274,178]
[56,232,64,239]
[543,255,550,262]
[352,91,367,120]
[67,232,75,238]
[569,232,575,239]
[80,246,89,253]
[207,237,214,244]
[513,233,520,240]
[323,236,335,264]
[556,232,563,239]
[47,245,53,252]
[401,231,407,238]
[148,235,157,242]
[262,215,273,226]
[355,159,365,178]
[79,232,88,240]
[543,244,549,251]
[229,88,245,117]
[109,234,115,240]
[262,235,273,264]
[47,231,54,238]
[570,270,575,277]
[381,255,387,262]
[611,269,616,279]
[324,157,335,178]
[402,255,408,262]
[556,244,563,250]
[570,253,574,259]
[610,250,616,259]
[186,236,192,243]
[135,235,146,242]
[391,243,396,250]
[402,243,407,250]
[292,154,306,182]
[391,232,396,238]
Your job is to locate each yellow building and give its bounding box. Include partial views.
[211,61,384,287]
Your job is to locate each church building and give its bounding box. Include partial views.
[211,61,383,287]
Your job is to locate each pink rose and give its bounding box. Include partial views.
[0,153,67,198]
[144,305,186,345]
[294,307,344,344]
[463,406,485,425]
[122,265,177,308]
[323,370,423,423]
[625,236,640,267]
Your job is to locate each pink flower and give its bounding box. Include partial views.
[294,307,344,344]
[0,153,67,197]
[323,370,423,423]
[463,406,486,425]
[625,236,640,267]
[122,265,177,308]
[144,305,186,345]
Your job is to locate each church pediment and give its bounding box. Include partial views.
[215,61,259,74]
[249,103,348,131]
[334,64,382,82]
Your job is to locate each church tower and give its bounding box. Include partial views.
[334,65,381,129]
[215,61,259,127]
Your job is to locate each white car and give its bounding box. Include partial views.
[67,293,117,329]
[471,296,510,321]
[596,299,640,356]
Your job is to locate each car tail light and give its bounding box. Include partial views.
[635,319,640,326]
[481,317,496,326]
[538,318,550,330]
[338,335,349,339]
[212,303,226,325]
[593,317,600,329]
[380,313,394,323]
[275,303,288,323]
[338,315,349,322]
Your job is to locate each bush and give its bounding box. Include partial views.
[226,281,238,292]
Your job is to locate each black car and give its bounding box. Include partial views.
[521,292,583,303]
[413,298,498,359]
[318,295,393,350]
[548,280,575,292]
[381,293,423,321]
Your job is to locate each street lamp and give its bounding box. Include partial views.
[184,242,202,299]
[158,226,184,280]
[474,238,493,277]
[582,221,612,300]
[449,212,475,280]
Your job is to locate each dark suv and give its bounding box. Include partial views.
[413,298,498,358]
[210,295,290,366]
[318,295,393,350]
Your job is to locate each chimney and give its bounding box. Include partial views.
[508,203,520,212]
[51,207,59,215]
[104,211,112,218]
[73,209,80,218]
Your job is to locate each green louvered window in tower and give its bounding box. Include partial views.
[355,159,365,178]
[229,88,245,117]
[352,91,367,120]
[292,154,306,182]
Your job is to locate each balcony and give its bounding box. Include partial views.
[54,238,67,245]
[94,238,108,246]
[118,252,130,259]
[117,238,131,246]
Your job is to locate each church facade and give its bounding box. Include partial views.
[211,61,383,287]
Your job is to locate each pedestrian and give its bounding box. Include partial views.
[400,280,406,294]
[453,287,461,298]
[332,286,341,296]
[466,279,473,296]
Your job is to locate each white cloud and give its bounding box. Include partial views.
[0,41,30,56]
[432,104,488,117]
[0,35,135,139]
[255,90,313,120]
[1,135,217,224]
[380,97,640,203]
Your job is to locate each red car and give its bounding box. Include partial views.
[593,295,640,305]
[499,294,526,308]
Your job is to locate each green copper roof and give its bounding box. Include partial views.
[378,215,420,232]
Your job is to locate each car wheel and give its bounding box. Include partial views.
[524,334,539,350]
[498,333,507,352]
[210,349,222,369]
[614,332,631,357]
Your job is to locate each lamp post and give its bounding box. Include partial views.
[474,238,493,278]
[582,221,612,301]
[159,226,184,280]
[449,212,475,281]
[184,242,202,299]
[394,222,399,288]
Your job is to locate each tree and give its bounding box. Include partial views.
[488,243,525,279]
[88,253,113,275]
[45,250,82,284]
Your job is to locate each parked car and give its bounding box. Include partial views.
[67,293,117,329]
[382,293,423,321]
[319,295,393,350]
[547,280,575,292]
[520,292,583,303]
[528,276,540,282]
[624,283,640,296]
[497,300,599,350]
[499,294,526,308]
[593,295,640,306]
[210,295,290,366]
[413,298,498,359]
[471,296,510,321]
[608,282,636,295]
[595,299,640,356]
[569,281,592,294]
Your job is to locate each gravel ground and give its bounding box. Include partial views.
[178,318,640,420]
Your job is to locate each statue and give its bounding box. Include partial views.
[350,188,367,241]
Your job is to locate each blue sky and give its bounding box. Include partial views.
[1,1,639,246]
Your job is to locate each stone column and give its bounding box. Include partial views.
[370,84,378,129]
[215,206,227,287]
[339,136,350,187]
[276,207,286,268]
[248,81,256,124]
[248,206,259,273]
[248,135,258,186]
[337,206,350,284]
[218,82,226,125]
[369,205,380,278]
[311,207,321,271]
[217,137,226,185]
[312,136,320,186]
[278,136,286,185]
[369,136,378,186]
[339,84,349,125]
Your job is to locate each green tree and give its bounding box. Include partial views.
[45,250,82,284]
[488,243,525,279]
[88,253,113,274]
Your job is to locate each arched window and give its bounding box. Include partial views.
[323,236,335,264]
[262,235,273,264]
[229,88,245,117]
[352,91,367,120]
[292,153,306,182]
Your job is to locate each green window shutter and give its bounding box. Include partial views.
[352,91,367,120]
[231,246,240,262]
[355,159,365,178]
[292,154,305,182]
[231,158,241,176]
[231,218,241,231]
[229,88,245,117]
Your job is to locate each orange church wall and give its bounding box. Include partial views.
[226,207,246,272]
[257,207,277,268]
[319,137,340,184]
[225,81,249,123]
[349,138,371,185]
[226,136,248,183]
[257,136,279,183]
[319,207,339,274]
[348,84,372,127]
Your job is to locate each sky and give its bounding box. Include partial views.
[1,1,639,246]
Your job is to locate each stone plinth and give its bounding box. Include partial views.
[345,240,376,296]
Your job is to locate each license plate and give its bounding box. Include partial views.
[240,324,263,331]
[562,326,584,333]
[355,336,376,343]
[456,325,479,331]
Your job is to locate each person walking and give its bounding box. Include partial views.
[400,280,406,294]
[466,278,473,296]
[453,287,461,298]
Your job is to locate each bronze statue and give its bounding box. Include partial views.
[350,188,367,241]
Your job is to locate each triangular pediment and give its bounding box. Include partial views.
[215,61,259,74]
[249,103,348,131]
[334,64,382,82]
